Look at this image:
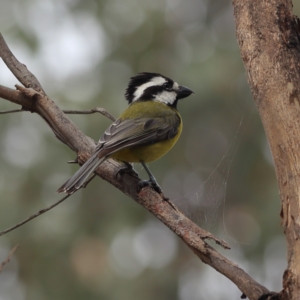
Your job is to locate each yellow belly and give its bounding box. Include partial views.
[110,127,182,163]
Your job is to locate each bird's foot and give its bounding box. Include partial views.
[138,177,162,194]
[138,179,178,210]
[116,162,139,179]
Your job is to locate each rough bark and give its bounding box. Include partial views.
[233,0,300,299]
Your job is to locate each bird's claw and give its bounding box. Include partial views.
[138,179,162,194]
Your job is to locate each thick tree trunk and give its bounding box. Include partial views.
[233,0,300,298]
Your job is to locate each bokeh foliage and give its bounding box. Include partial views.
[1,0,299,299]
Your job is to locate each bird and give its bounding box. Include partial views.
[57,72,193,194]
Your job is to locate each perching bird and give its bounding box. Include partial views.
[57,72,193,194]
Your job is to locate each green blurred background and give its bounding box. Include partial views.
[1,0,299,299]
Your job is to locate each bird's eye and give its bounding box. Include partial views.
[163,82,173,90]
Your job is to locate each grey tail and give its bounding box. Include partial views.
[57,152,106,194]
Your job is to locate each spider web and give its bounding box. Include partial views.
[166,99,253,237]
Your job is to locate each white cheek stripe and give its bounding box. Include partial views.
[155,90,177,105]
[133,76,167,102]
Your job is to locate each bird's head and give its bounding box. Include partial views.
[125,72,193,108]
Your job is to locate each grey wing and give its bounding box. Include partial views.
[95,115,180,155]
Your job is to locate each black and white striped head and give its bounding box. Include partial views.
[125,72,193,108]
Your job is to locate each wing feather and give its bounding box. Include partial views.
[96,114,180,154]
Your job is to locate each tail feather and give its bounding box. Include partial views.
[57,153,106,194]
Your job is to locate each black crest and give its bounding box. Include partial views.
[125,72,172,104]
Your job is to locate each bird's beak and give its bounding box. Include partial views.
[177,86,194,100]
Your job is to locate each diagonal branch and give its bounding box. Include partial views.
[0,244,19,273]
[0,32,269,300]
[0,195,70,237]
[0,35,44,92]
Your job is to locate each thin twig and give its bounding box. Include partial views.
[0,175,95,235]
[67,159,78,164]
[0,109,23,114]
[0,195,70,237]
[0,106,117,121]
[0,176,96,235]
[0,244,19,272]
[0,107,116,119]
[63,107,116,121]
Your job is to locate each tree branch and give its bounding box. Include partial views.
[0,244,19,273]
[0,195,70,237]
[0,84,32,107]
[0,109,23,114]
[0,34,44,92]
[0,32,268,300]
[63,107,116,121]
[0,85,115,121]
